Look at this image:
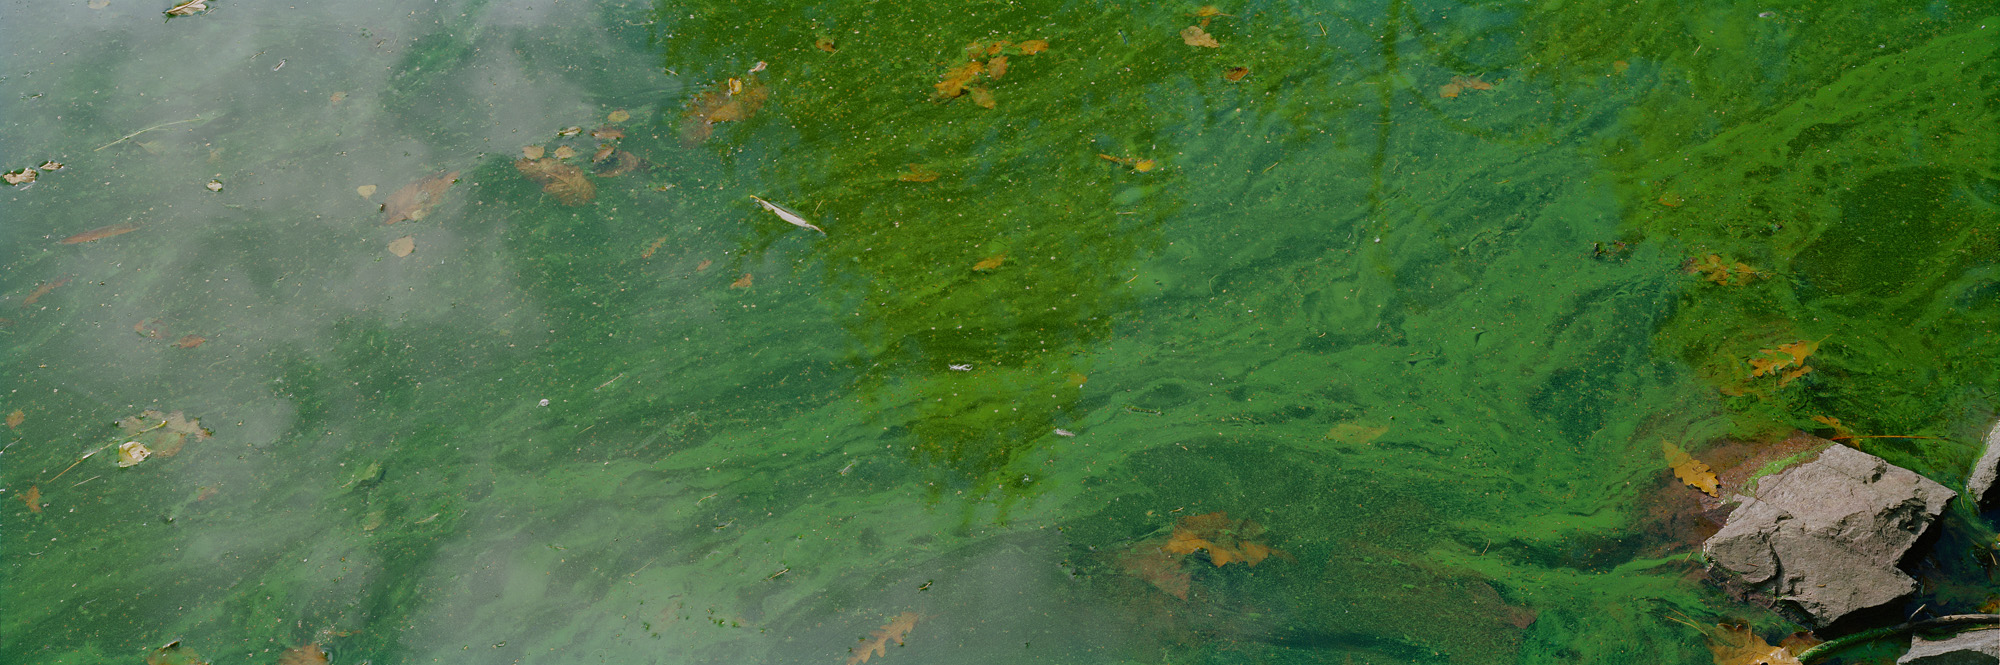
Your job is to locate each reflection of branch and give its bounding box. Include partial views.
[1797,614,2000,663]
[94,113,216,151]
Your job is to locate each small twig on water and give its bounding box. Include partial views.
[95,114,212,152]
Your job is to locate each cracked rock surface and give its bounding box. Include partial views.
[1703,444,1954,627]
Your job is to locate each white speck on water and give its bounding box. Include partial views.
[538,398,550,407]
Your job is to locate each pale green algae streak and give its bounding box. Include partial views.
[1,2,1997,665]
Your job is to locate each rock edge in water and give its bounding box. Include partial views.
[1703,444,1954,627]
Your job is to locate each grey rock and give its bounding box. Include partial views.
[1965,421,2000,507]
[1703,444,1955,627]
[1901,629,2000,665]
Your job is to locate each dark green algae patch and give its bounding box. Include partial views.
[4,1,2000,664]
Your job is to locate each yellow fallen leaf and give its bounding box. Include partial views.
[553,145,577,160]
[607,109,631,123]
[731,273,753,288]
[388,236,415,258]
[356,184,377,199]
[969,87,997,109]
[117,441,153,467]
[972,254,1005,271]
[1662,440,1719,497]
[522,145,546,160]
[1181,25,1220,48]
[1325,423,1388,445]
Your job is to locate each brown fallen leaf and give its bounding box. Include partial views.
[1016,39,1048,54]
[815,37,838,52]
[553,145,578,160]
[640,237,667,259]
[522,145,545,160]
[972,254,1005,271]
[1438,83,1462,98]
[164,0,208,17]
[515,158,595,205]
[1162,511,1282,567]
[897,165,939,182]
[1119,546,1189,599]
[590,127,625,140]
[276,644,329,665]
[968,87,996,109]
[6,409,23,429]
[591,144,616,163]
[356,184,377,199]
[1224,66,1249,81]
[60,224,140,244]
[329,91,347,104]
[557,126,583,137]
[135,318,166,339]
[595,150,643,177]
[987,55,1009,79]
[1454,74,1493,91]
[388,236,416,257]
[1181,25,1221,48]
[1662,440,1719,497]
[848,612,920,665]
[17,485,40,513]
[381,171,459,224]
[696,259,713,272]
[607,109,631,123]
[22,277,69,306]
[730,273,753,288]
[4,168,36,186]
[173,335,207,349]
[681,77,770,144]
[1706,623,1804,665]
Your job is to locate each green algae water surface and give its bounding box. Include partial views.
[4,0,1998,663]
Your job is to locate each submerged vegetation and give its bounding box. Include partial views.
[1,0,1996,663]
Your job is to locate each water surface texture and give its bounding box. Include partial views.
[4,1,1999,663]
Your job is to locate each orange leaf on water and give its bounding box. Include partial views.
[173,335,208,349]
[1224,66,1249,81]
[731,273,753,288]
[972,254,1005,271]
[847,612,920,665]
[18,485,40,513]
[1662,440,1719,497]
[815,37,838,52]
[1016,39,1048,54]
[934,61,985,98]
[1438,83,1462,98]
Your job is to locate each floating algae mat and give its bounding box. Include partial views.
[3,1,1998,663]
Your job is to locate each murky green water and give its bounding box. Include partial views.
[5,1,1998,663]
